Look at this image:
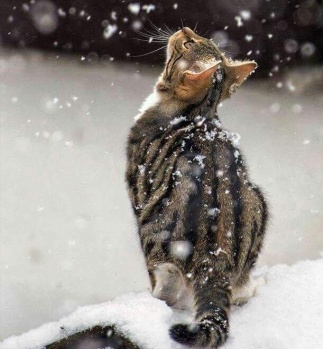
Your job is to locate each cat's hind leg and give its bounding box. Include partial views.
[149,263,193,310]
[231,276,266,305]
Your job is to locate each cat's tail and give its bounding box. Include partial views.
[169,277,230,348]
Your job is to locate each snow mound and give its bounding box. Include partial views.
[2,258,323,349]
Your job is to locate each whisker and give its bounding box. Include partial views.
[130,45,168,58]
[134,29,168,41]
[134,28,160,37]
[194,21,198,32]
[202,29,210,37]
[134,38,168,43]
[132,20,171,52]
[147,30,168,39]
[143,27,169,39]
[161,23,172,34]
[146,18,170,37]
[163,24,175,36]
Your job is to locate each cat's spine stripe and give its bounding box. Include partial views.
[211,142,235,262]
[204,145,219,249]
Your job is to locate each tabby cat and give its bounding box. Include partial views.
[126,27,268,348]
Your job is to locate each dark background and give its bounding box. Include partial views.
[0,0,322,75]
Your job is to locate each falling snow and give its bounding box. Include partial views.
[0,4,322,342]
[234,16,243,27]
[240,10,251,21]
[103,24,118,39]
[142,4,156,14]
[128,3,141,15]
[170,241,193,260]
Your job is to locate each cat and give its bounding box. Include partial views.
[126,27,268,348]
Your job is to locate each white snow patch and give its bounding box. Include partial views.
[193,154,206,169]
[170,116,186,125]
[207,207,220,217]
[138,164,146,175]
[2,259,323,349]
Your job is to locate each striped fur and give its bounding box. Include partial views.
[126,28,268,348]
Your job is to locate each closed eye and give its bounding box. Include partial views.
[184,40,195,49]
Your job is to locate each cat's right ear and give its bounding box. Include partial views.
[220,57,257,100]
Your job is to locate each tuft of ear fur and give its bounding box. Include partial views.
[220,57,257,101]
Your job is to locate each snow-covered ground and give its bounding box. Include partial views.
[0,49,322,340]
[2,258,323,349]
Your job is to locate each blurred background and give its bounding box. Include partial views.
[0,0,322,341]
[1,0,323,73]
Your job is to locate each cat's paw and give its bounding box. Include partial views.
[231,276,266,305]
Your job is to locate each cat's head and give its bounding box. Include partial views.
[156,27,257,104]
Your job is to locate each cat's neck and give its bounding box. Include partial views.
[135,89,189,121]
[135,87,220,122]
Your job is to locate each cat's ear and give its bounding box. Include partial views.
[175,61,221,101]
[183,61,221,86]
[221,57,257,100]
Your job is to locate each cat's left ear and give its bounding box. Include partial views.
[221,57,257,101]
[176,61,222,101]
[184,61,222,85]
